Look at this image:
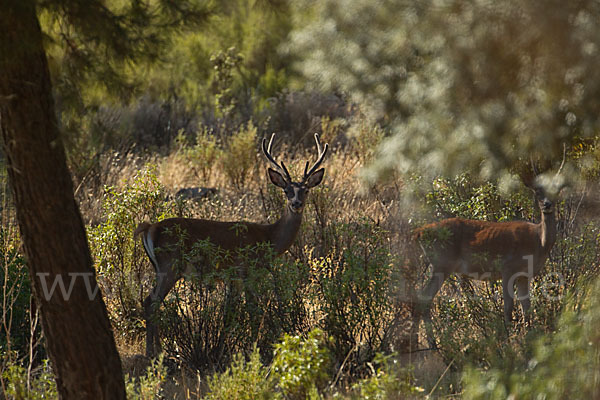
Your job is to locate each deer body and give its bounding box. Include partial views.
[415,189,557,334]
[136,134,328,357]
[136,208,303,266]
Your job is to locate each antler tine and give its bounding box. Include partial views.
[280,161,292,181]
[262,133,279,169]
[262,133,292,181]
[314,133,323,155]
[556,142,567,177]
[303,133,329,180]
[267,132,275,154]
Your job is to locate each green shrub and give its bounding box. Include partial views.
[125,355,167,400]
[204,346,276,400]
[272,328,331,399]
[161,241,309,372]
[349,353,423,399]
[463,275,600,399]
[88,167,172,337]
[348,115,385,163]
[185,127,223,184]
[309,219,396,376]
[211,47,244,120]
[220,123,258,191]
[2,355,166,400]
[425,174,529,221]
[531,220,600,331]
[2,359,57,400]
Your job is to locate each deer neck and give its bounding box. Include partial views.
[270,204,304,254]
[540,209,557,252]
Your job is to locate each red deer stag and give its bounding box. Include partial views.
[414,177,564,345]
[135,134,328,357]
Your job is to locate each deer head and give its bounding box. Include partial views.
[262,133,328,213]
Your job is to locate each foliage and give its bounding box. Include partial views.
[168,0,292,117]
[39,0,212,101]
[272,329,331,399]
[309,219,396,375]
[88,167,170,336]
[288,0,600,183]
[463,275,600,399]
[349,353,423,399]
[161,241,309,372]
[2,359,57,400]
[125,355,167,400]
[204,346,277,400]
[38,0,213,170]
[533,217,600,330]
[45,0,296,166]
[211,47,245,119]
[178,127,223,184]
[424,174,531,221]
[219,122,259,190]
[0,225,30,361]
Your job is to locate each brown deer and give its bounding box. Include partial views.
[414,177,564,345]
[135,134,328,357]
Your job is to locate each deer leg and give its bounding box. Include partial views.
[143,268,180,357]
[502,274,515,327]
[515,277,532,326]
[417,270,445,348]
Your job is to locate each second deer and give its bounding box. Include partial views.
[135,134,328,357]
[414,178,564,345]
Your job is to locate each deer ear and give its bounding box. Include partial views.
[267,168,287,189]
[306,168,324,188]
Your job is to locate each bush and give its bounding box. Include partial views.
[463,275,600,399]
[264,91,351,147]
[125,355,167,400]
[0,225,31,361]
[272,329,332,399]
[161,242,310,372]
[425,174,530,221]
[219,122,259,191]
[349,353,423,399]
[204,346,276,400]
[88,167,172,337]
[182,127,223,184]
[309,219,397,377]
[2,359,57,400]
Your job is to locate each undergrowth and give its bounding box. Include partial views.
[1,123,599,399]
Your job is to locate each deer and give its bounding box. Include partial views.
[413,173,565,346]
[135,133,328,357]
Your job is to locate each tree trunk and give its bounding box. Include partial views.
[0,1,126,399]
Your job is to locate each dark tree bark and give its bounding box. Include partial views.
[0,1,126,399]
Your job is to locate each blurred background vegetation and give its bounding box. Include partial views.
[2,0,600,398]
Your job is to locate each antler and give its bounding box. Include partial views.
[262,133,292,181]
[303,133,329,182]
[556,142,567,177]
